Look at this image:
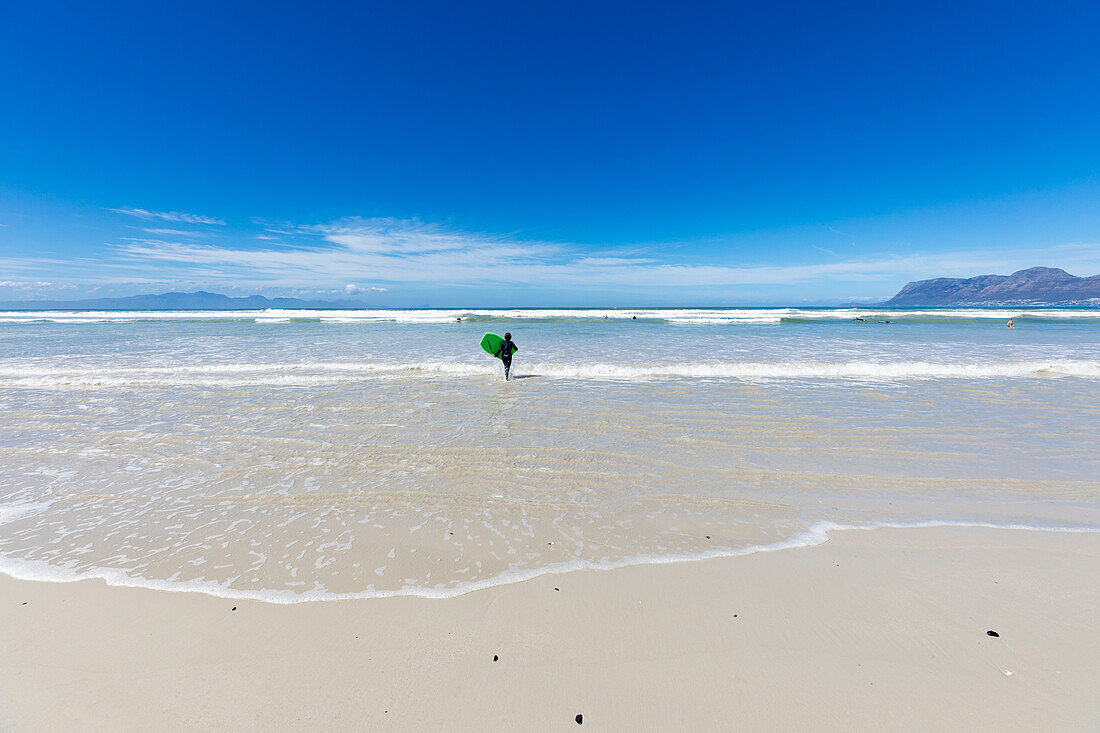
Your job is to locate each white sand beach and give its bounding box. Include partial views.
[2,525,1096,732]
[6,0,1100,728]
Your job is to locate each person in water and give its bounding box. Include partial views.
[495,332,517,380]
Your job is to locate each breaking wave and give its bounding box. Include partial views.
[1,307,1099,326]
[0,359,1097,388]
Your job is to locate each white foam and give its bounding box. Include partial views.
[527,359,1100,381]
[0,517,1092,603]
[0,359,1097,388]
[0,502,51,525]
[1,307,1098,325]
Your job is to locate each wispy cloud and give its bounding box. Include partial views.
[110,207,226,226]
[574,256,659,266]
[314,217,519,254]
[141,227,208,237]
[344,283,387,294]
[106,216,1100,291]
[0,280,76,290]
[0,256,83,273]
[7,212,1100,301]
[113,217,565,285]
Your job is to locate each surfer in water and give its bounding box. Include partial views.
[495,332,517,380]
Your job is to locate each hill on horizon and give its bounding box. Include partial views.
[884,267,1100,306]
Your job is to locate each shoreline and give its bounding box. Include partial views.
[0,516,1094,604]
[2,524,1097,731]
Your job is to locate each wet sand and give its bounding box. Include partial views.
[1,525,1097,732]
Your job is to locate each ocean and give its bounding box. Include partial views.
[0,307,1097,601]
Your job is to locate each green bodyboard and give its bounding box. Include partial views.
[480,333,517,360]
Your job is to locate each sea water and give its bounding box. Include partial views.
[0,307,1097,601]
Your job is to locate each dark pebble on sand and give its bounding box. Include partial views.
[231,606,237,611]
[22,601,27,605]
[733,614,737,617]
[705,535,710,539]
[493,655,499,662]
[575,714,583,724]
[987,630,999,637]
[554,587,559,591]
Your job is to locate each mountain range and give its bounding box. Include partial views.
[883,267,1100,306]
[2,270,1098,309]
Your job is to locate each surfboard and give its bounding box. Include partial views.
[480,333,517,360]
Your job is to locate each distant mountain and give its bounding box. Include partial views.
[0,290,367,310]
[884,267,1100,306]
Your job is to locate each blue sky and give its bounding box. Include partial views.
[1,1,1098,305]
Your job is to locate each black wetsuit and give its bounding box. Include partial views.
[497,338,516,380]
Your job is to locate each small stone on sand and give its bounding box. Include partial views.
[987,630,999,637]
[575,713,583,724]
[493,655,499,662]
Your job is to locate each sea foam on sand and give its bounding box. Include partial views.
[0,525,1096,731]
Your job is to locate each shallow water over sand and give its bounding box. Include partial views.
[1,308,1098,599]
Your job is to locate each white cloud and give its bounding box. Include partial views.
[110,208,226,226]
[574,256,658,266]
[102,216,1100,293]
[141,227,207,237]
[6,213,1096,298]
[344,283,387,294]
[111,217,566,286]
[308,217,551,256]
[0,280,74,290]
